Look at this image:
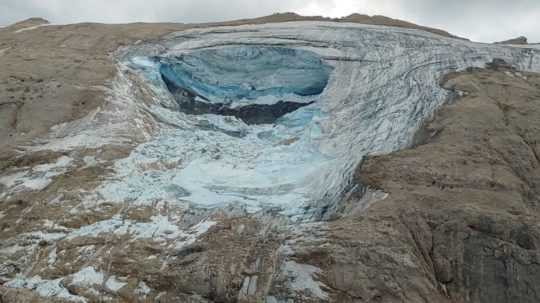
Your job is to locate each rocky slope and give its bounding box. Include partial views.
[355,62,540,302]
[1,14,540,303]
[495,36,528,45]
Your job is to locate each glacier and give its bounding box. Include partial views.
[81,22,540,218]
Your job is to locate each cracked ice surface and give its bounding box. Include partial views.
[99,21,540,217]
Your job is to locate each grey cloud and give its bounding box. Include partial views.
[1,0,539,42]
[391,0,540,42]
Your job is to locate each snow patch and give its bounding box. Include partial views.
[176,219,217,249]
[65,215,216,248]
[14,24,49,33]
[283,261,328,299]
[0,156,73,195]
[135,281,151,297]
[105,276,127,292]
[70,266,104,287]
[5,275,87,302]
[48,247,57,266]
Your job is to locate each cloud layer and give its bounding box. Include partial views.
[1,0,539,42]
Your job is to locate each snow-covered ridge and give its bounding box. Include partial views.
[93,21,540,218]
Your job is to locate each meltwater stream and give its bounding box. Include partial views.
[99,22,540,218]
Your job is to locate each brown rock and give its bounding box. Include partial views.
[495,36,528,45]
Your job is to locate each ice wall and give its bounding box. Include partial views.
[159,47,332,103]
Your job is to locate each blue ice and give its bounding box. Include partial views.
[158,47,332,104]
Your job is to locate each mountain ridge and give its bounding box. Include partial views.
[1,14,540,303]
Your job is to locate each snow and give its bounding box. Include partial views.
[131,215,183,239]
[283,261,328,299]
[175,219,217,249]
[0,171,27,188]
[27,231,67,242]
[5,275,87,302]
[105,276,127,292]
[134,281,151,297]
[6,266,125,301]
[70,266,104,286]
[82,156,98,167]
[65,216,125,239]
[0,155,73,195]
[239,275,258,297]
[64,215,177,240]
[65,214,215,248]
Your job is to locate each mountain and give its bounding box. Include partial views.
[1,14,540,303]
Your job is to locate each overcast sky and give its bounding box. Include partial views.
[1,0,539,42]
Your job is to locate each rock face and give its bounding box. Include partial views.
[355,63,540,302]
[1,14,540,303]
[203,12,467,40]
[340,13,466,40]
[0,18,189,157]
[495,36,528,45]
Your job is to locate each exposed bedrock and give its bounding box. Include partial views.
[495,36,528,45]
[349,65,540,303]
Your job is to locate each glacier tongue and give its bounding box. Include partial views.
[100,21,540,218]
